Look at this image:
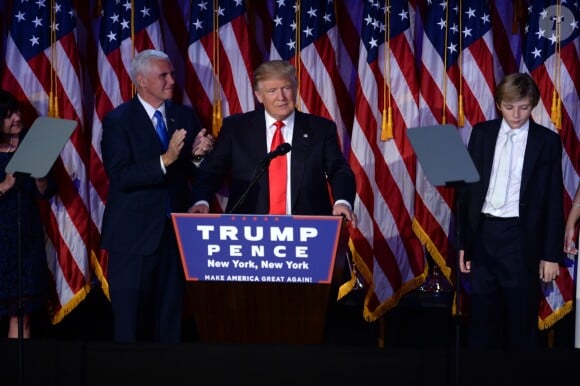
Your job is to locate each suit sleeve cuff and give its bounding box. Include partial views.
[334,199,352,211]
[159,156,167,174]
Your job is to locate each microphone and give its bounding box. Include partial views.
[228,143,291,214]
[263,143,292,162]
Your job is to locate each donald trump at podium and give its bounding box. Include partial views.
[189,59,356,225]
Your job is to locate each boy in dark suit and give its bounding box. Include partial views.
[457,73,564,349]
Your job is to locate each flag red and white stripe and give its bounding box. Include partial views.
[520,0,578,329]
[184,0,256,132]
[348,1,425,320]
[269,0,354,153]
[415,0,497,285]
[182,0,257,211]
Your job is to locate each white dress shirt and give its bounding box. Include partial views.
[482,119,529,217]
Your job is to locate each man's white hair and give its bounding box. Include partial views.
[129,49,170,85]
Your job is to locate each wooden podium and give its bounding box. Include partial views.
[173,214,349,344]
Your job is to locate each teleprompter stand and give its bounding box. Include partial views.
[407,124,479,386]
[5,117,76,386]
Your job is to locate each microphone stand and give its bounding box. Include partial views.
[14,171,29,386]
[228,159,270,214]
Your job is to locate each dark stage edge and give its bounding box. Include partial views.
[1,340,579,386]
[1,289,577,385]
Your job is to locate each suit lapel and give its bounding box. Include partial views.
[130,96,150,122]
[248,110,269,213]
[520,122,541,197]
[482,121,501,192]
[164,101,177,137]
[290,111,312,209]
[254,110,268,154]
[130,97,167,152]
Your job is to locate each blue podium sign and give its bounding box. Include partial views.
[172,214,343,284]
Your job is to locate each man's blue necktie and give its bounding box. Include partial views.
[154,110,169,151]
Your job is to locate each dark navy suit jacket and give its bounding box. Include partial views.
[193,108,355,215]
[100,97,202,255]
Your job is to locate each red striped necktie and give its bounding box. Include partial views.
[269,120,286,214]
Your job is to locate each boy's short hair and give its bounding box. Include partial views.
[495,73,540,107]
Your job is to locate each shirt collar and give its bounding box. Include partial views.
[264,111,295,129]
[499,118,529,137]
[138,94,166,119]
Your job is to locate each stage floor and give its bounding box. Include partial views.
[1,339,578,386]
[2,285,575,348]
[1,287,577,385]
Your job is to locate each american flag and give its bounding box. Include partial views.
[490,0,523,81]
[414,0,497,290]
[157,0,190,106]
[1,0,92,322]
[184,0,257,212]
[520,0,578,329]
[349,0,426,321]
[185,0,256,135]
[96,0,163,101]
[269,0,354,153]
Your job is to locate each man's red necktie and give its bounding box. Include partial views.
[269,120,286,214]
